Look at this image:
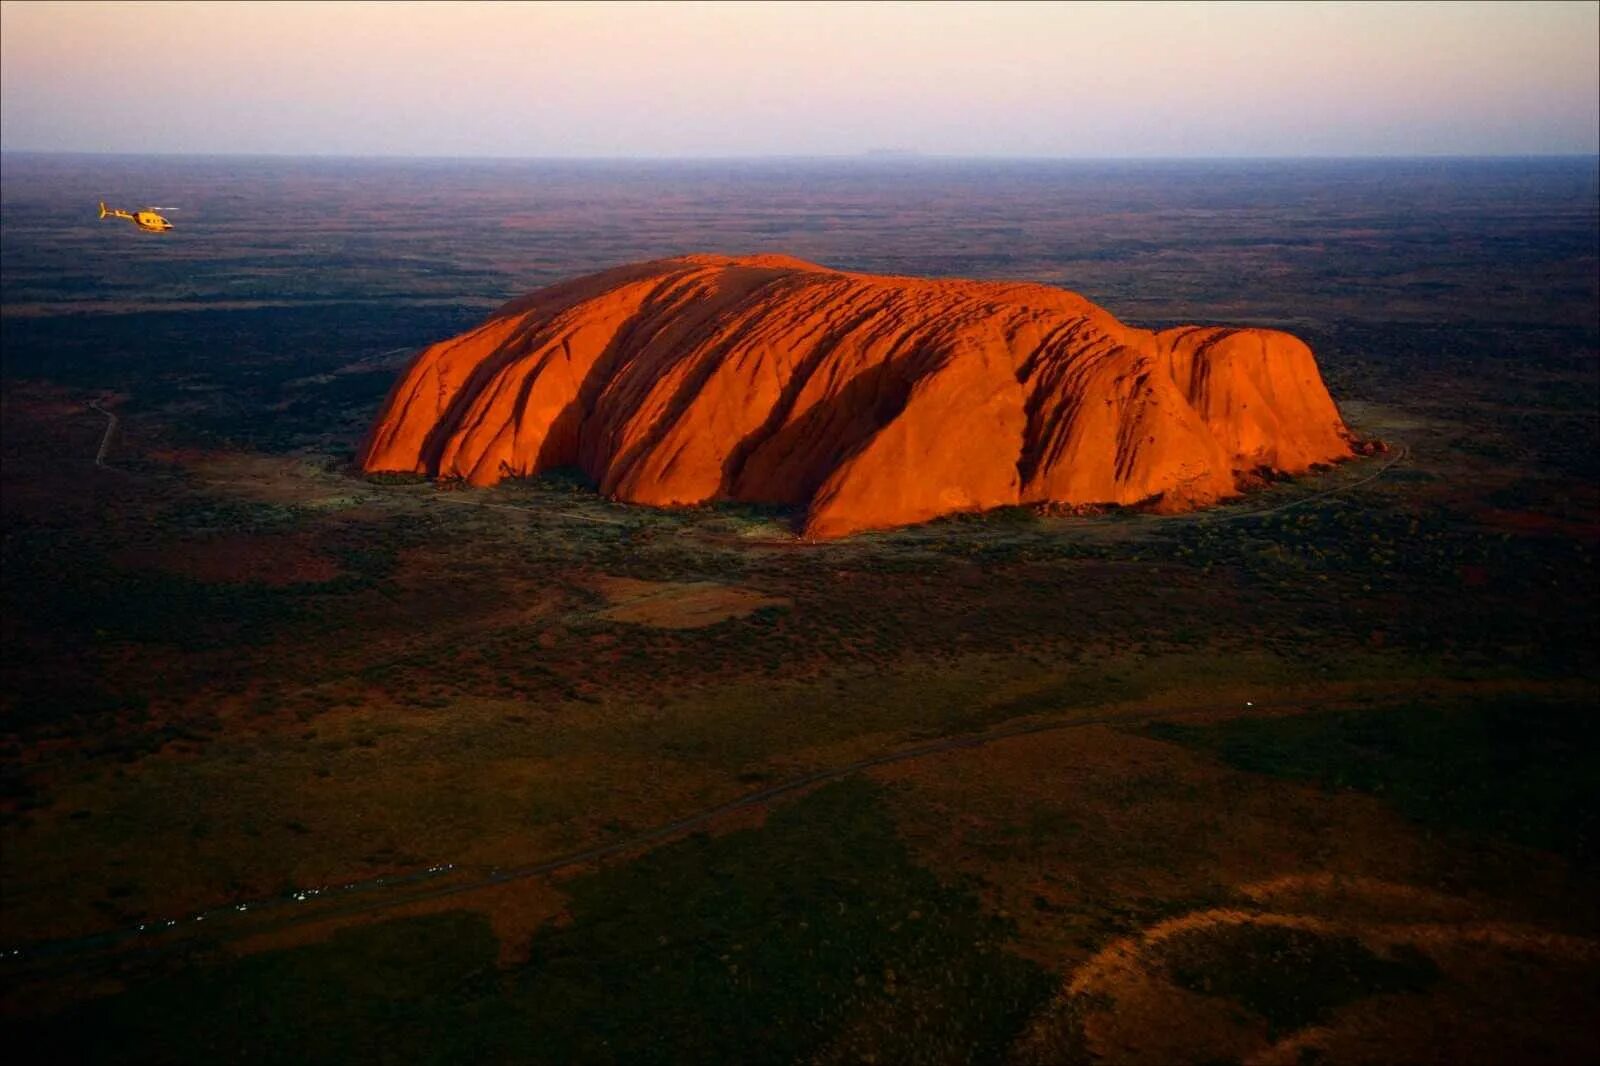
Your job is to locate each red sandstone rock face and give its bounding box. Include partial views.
[361,255,1355,538]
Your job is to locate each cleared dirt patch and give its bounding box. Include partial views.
[591,576,790,629]
[170,451,361,509]
[1477,506,1600,541]
[115,533,342,586]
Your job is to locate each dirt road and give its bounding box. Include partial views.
[1,694,1328,969]
[88,401,118,467]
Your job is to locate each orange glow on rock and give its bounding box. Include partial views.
[361,255,1356,537]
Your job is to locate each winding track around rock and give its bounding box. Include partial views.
[81,389,1407,535]
[1173,442,1411,525]
[413,441,1411,536]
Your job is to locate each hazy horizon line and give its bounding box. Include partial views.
[5,149,1598,164]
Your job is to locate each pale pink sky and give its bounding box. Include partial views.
[2,0,1596,156]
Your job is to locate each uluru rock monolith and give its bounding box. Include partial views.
[361,255,1355,537]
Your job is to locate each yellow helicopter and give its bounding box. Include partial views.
[98,201,174,232]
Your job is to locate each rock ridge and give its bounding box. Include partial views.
[361,255,1355,537]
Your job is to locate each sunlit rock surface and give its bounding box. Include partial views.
[362,255,1355,537]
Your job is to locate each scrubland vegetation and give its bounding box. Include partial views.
[3,156,1595,1061]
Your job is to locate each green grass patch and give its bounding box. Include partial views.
[1143,695,1600,864]
[362,470,427,485]
[501,777,1052,1063]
